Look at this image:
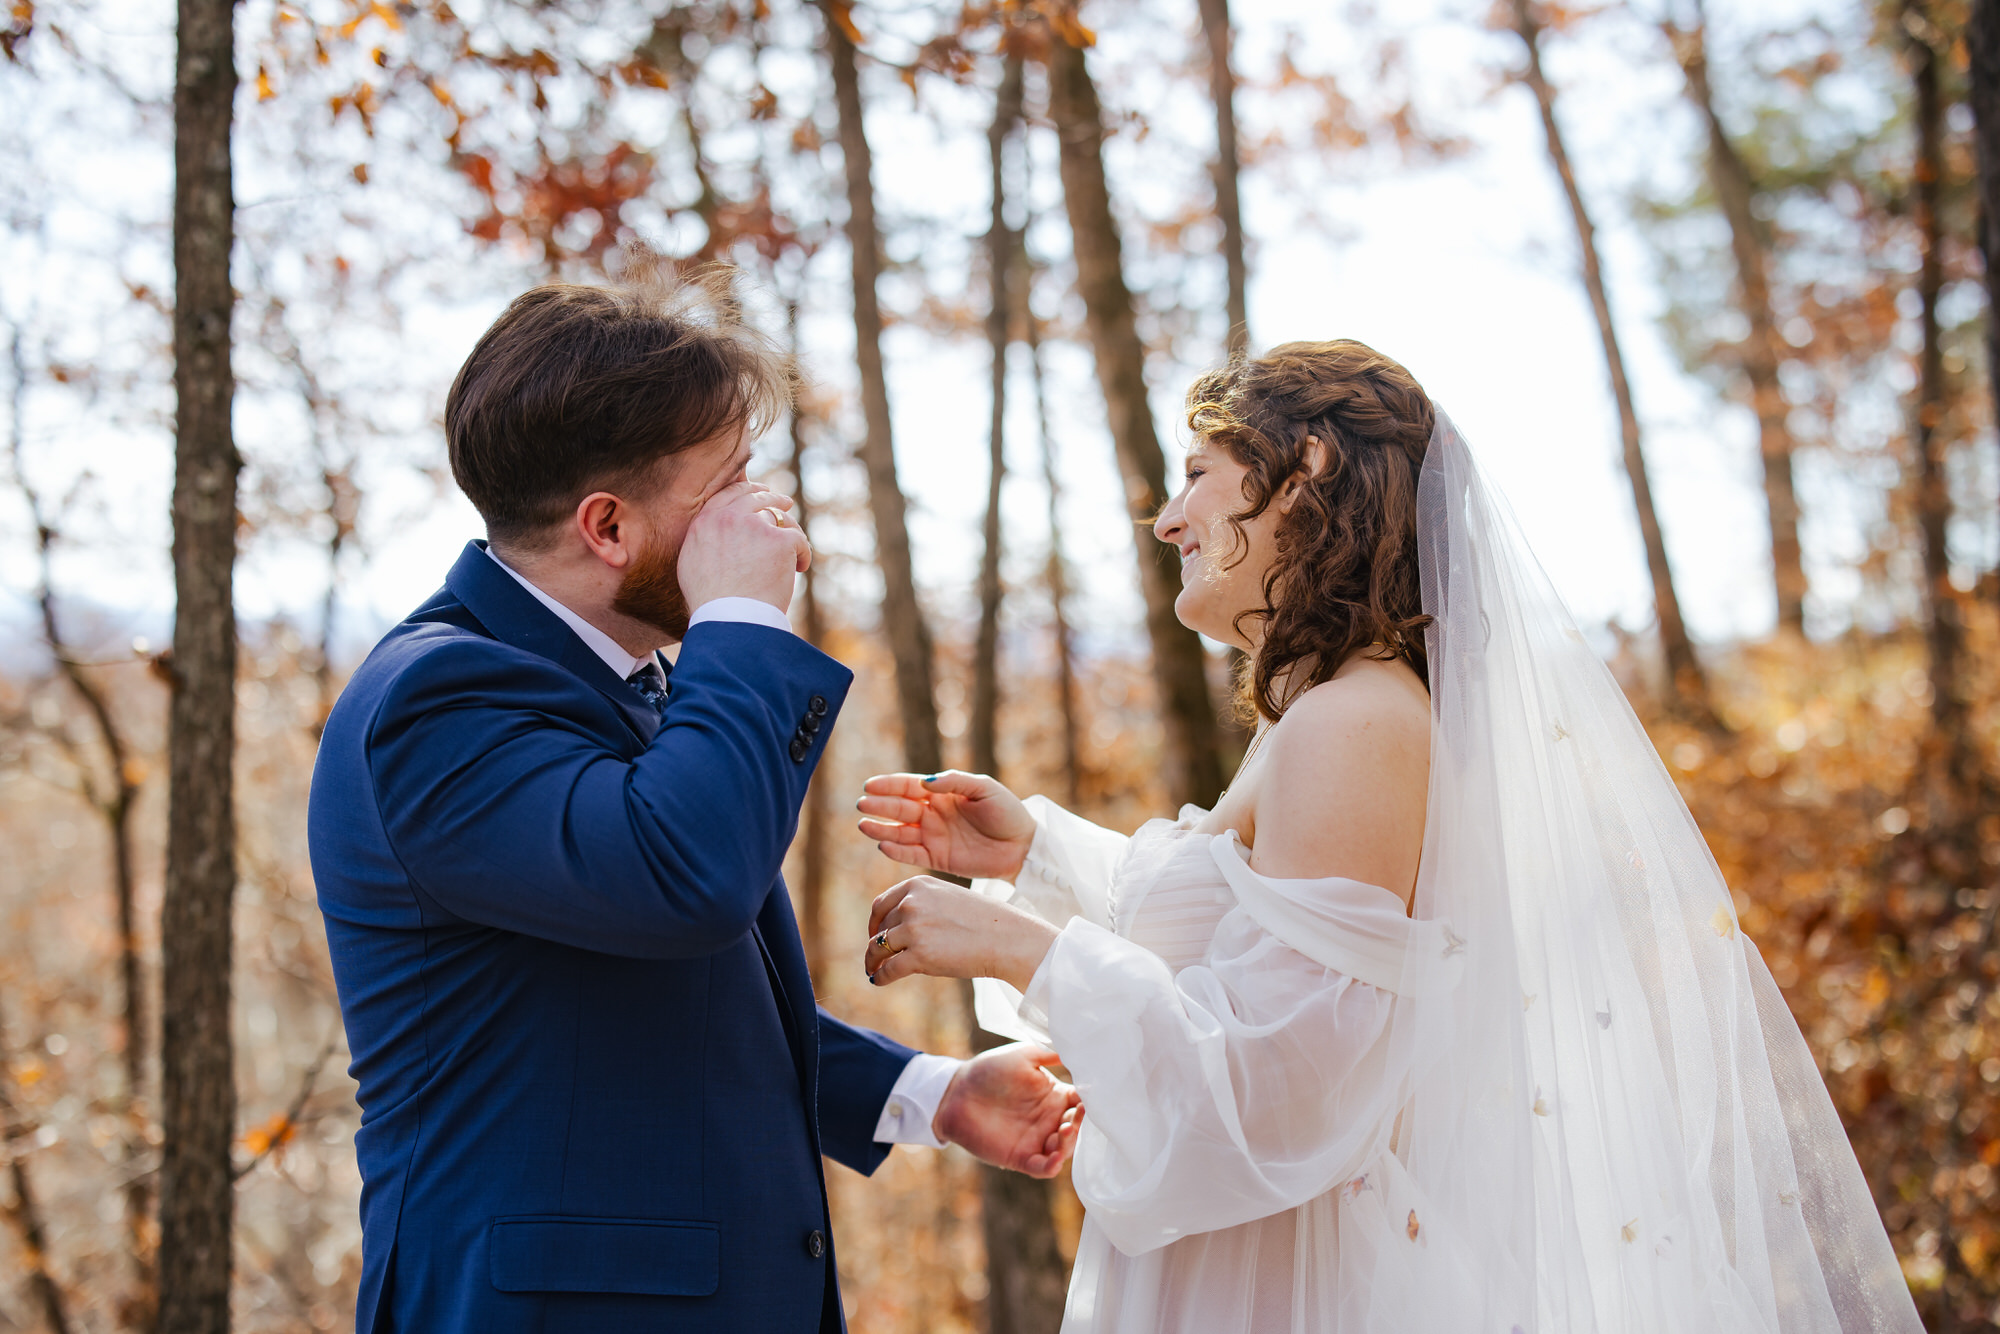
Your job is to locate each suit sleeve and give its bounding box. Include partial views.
[368,621,850,959]
[815,1008,918,1176]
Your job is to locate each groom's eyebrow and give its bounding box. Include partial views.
[715,444,751,492]
[695,440,752,497]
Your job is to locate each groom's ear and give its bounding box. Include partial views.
[575,491,636,569]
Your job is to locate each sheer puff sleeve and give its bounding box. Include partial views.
[1026,832,1421,1258]
[969,794,1130,1043]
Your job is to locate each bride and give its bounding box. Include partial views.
[854,341,1921,1333]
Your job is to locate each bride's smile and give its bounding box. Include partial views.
[1153,438,1289,654]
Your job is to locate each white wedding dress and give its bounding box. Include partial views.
[974,798,1441,1334]
[970,414,1920,1334]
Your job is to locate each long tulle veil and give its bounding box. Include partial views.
[1385,415,1921,1332]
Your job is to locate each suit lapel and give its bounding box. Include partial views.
[442,541,661,744]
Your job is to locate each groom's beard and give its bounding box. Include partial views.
[612,533,691,641]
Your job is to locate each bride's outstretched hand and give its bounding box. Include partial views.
[856,770,1034,881]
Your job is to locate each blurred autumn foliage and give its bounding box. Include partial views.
[7,0,2000,1328]
[1634,610,2000,1323]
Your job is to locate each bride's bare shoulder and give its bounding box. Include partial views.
[1281,658,1431,748]
[1247,660,1430,897]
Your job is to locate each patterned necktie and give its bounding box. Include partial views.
[626,661,670,715]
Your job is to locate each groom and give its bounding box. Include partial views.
[308,275,1079,1334]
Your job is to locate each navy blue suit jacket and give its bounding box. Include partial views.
[308,542,916,1333]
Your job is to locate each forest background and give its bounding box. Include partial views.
[5,0,2000,1329]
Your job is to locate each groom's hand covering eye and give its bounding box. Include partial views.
[931,1043,1084,1179]
[677,479,811,614]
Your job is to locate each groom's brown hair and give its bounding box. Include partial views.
[447,261,790,552]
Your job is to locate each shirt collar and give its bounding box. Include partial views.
[484,547,663,685]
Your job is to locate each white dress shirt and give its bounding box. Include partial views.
[484,546,962,1148]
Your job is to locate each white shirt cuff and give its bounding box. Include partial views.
[686,596,795,636]
[873,1052,962,1149]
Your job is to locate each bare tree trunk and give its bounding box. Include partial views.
[1192,0,1267,734]
[823,15,1070,1328]
[5,1152,72,1334]
[6,329,155,1305]
[1509,0,1712,723]
[973,53,1025,781]
[950,41,1073,1334]
[1969,0,2000,582]
[978,1159,1069,1334]
[1026,304,1083,808]
[1905,4,1981,825]
[306,400,356,740]
[1044,34,1227,804]
[784,302,833,990]
[1196,0,1249,357]
[0,994,74,1334]
[272,312,355,735]
[1667,10,1808,633]
[312,517,344,735]
[823,0,941,777]
[973,52,1073,1334]
[159,0,240,1321]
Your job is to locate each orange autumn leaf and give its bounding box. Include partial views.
[826,0,863,45]
[1046,8,1095,49]
[336,0,399,38]
[240,1112,297,1158]
[1860,967,1889,1010]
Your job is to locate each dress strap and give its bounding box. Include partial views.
[1208,831,1455,997]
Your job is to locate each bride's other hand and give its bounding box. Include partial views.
[864,875,1059,991]
[856,770,1035,880]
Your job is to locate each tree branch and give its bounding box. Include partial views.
[0,993,75,1334]
[233,1034,340,1182]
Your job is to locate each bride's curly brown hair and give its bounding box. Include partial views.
[1183,339,1434,723]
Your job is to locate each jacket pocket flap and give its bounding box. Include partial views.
[489,1216,719,1296]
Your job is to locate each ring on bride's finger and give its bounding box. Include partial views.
[873,931,891,949]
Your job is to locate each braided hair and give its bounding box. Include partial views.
[1183,339,1435,723]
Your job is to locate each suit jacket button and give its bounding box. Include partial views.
[808,694,829,717]
[806,1229,826,1259]
[801,713,822,735]
[790,737,809,763]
